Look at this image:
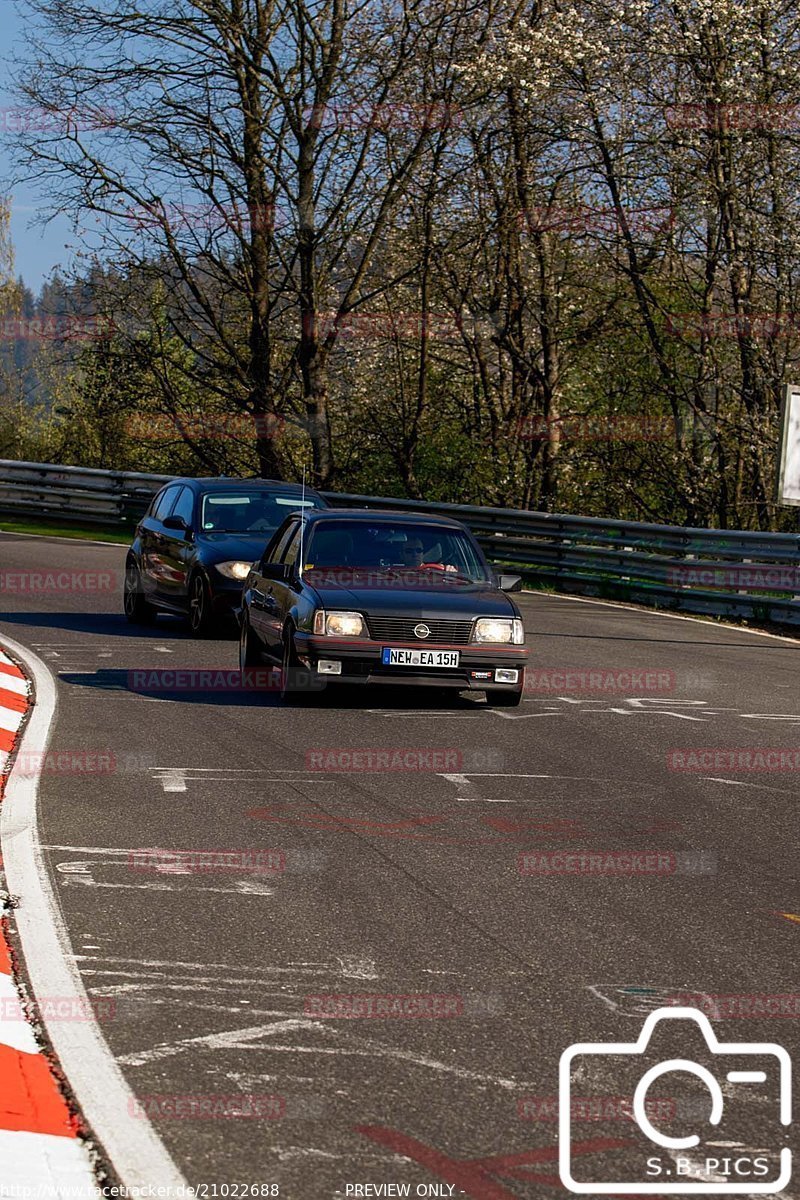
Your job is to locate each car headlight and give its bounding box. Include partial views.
[216,560,254,581]
[314,610,365,637]
[472,617,524,645]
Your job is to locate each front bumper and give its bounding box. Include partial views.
[294,634,528,690]
[209,578,245,617]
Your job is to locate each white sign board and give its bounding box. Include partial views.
[777,384,800,506]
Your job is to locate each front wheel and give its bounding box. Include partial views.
[279,627,314,703]
[485,687,523,708]
[124,563,156,625]
[188,572,217,638]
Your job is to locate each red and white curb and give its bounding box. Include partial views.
[0,649,98,1194]
[0,649,27,775]
[0,636,188,1196]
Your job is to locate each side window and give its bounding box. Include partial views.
[282,526,302,567]
[151,485,180,521]
[147,488,166,518]
[266,521,298,566]
[170,486,195,527]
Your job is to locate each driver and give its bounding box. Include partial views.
[399,537,457,572]
[246,499,278,532]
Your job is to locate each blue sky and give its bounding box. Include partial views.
[0,1,76,293]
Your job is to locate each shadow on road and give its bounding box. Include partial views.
[55,668,484,710]
[0,610,236,640]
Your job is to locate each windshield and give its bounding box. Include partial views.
[200,491,316,534]
[303,519,490,581]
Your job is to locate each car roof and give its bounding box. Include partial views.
[168,477,323,495]
[301,507,467,529]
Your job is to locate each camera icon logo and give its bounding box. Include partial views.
[559,1007,792,1194]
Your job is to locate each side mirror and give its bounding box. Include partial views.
[163,515,190,535]
[260,561,293,582]
[497,573,522,593]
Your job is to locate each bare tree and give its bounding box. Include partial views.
[14,0,472,483]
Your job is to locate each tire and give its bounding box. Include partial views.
[188,571,217,638]
[124,562,156,625]
[279,625,314,703]
[239,615,262,671]
[485,686,523,708]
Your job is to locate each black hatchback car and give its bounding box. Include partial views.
[239,509,528,704]
[124,477,327,635]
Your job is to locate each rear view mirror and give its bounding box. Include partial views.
[163,515,190,534]
[497,573,522,592]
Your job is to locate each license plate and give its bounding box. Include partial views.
[381,647,460,668]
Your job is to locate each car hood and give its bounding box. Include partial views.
[306,575,517,618]
[196,533,272,564]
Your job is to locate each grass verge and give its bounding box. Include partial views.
[0,517,132,544]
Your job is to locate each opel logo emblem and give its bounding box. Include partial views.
[414,623,431,639]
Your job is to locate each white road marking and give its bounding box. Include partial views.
[161,771,186,792]
[702,777,750,785]
[119,1018,316,1064]
[371,709,480,719]
[274,1149,397,1163]
[116,1019,535,1090]
[152,769,337,792]
[86,987,294,1018]
[440,771,627,783]
[71,955,359,975]
[456,797,517,803]
[55,864,276,897]
[0,633,188,1192]
[335,956,378,980]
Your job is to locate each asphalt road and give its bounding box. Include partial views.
[1,530,799,1199]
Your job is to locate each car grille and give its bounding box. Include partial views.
[366,616,474,644]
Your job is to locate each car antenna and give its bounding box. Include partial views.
[298,464,306,581]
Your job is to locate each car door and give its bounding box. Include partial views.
[269,523,303,643]
[139,484,182,599]
[157,485,196,609]
[148,484,191,606]
[250,520,299,657]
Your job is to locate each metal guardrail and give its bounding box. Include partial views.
[1,458,799,628]
[0,460,174,527]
